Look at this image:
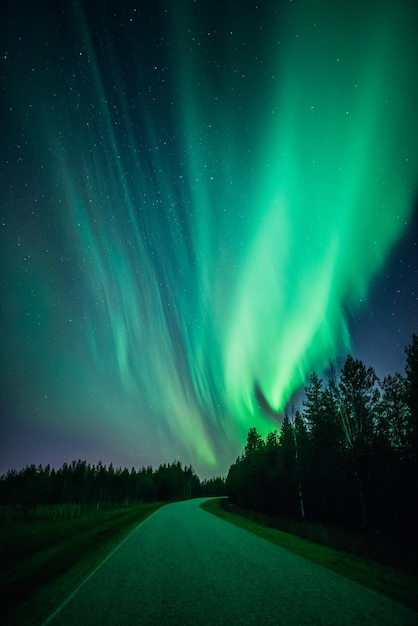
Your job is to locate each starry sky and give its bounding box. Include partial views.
[1,0,417,477]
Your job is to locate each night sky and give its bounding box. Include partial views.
[1,0,417,478]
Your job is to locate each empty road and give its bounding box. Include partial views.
[44,498,417,625]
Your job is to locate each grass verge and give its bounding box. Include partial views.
[0,502,165,626]
[200,498,418,613]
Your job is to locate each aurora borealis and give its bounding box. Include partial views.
[1,0,417,476]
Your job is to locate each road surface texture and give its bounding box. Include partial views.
[44,498,418,625]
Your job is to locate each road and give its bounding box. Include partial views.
[44,498,417,625]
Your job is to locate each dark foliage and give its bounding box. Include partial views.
[0,459,226,522]
[226,334,418,543]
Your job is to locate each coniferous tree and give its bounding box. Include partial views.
[294,410,309,520]
[242,427,265,510]
[302,374,343,524]
[377,373,410,453]
[279,414,298,518]
[262,431,280,514]
[244,427,264,455]
[405,334,418,457]
[332,356,379,528]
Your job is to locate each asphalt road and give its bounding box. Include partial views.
[44,498,418,625]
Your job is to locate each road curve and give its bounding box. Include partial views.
[44,498,417,625]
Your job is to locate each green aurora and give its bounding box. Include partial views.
[1,0,417,473]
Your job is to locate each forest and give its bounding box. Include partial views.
[2,333,416,538]
[226,334,418,542]
[0,459,225,522]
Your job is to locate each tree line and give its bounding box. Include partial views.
[0,459,226,521]
[226,334,418,540]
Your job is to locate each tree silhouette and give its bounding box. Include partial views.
[226,334,418,541]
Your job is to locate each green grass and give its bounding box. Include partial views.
[0,502,165,626]
[200,498,418,613]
